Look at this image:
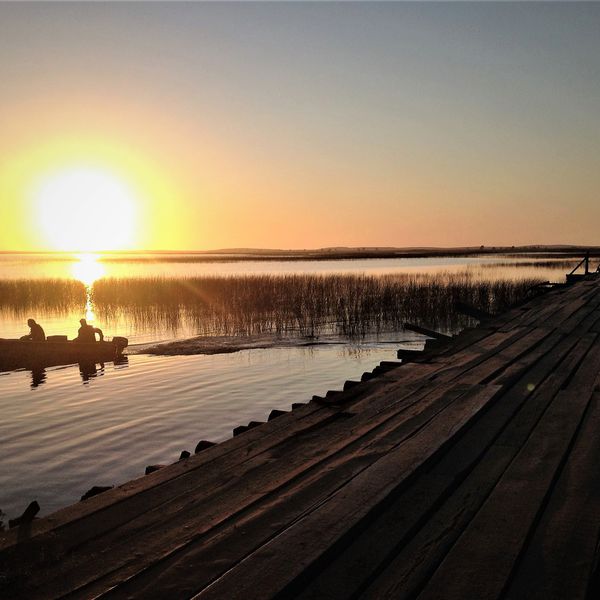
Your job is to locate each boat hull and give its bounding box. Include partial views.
[0,340,127,371]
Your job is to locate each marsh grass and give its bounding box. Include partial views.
[91,273,543,337]
[0,273,544,338]
[0,279,86,317]
[480,259,578,269]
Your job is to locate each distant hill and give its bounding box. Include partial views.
[3,245,599,260]
[158,245,600,259]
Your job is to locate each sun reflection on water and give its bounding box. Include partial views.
[72,254,105,321]
[72,254,105,285]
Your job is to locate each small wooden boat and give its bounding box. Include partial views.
[0,336,128,371]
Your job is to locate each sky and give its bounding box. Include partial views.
[0,1,599,251]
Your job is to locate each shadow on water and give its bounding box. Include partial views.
[30,367,46,388]
[113,355,129,368]
[7,356,130,387]
[78,361,104,383]
[73,356,129,382]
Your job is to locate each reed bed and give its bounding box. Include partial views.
[91,272,544,337]
[0,279,87,317]
[480,259,578,269]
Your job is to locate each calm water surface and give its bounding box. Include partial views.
[0,343,404,522]
[0,252,573,281]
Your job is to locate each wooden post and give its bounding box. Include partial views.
[268,409,287,421]
[145,465,165,475]
[80,486,113,501]
[8,500,40,528]
[194,440,216,453]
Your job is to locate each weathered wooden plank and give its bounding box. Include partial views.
[554,288,600,333]
[497,284,584,332]
[488,330,563,386]
[82,334,545,544]
[526,287,597,330]
[492,306,600,387]
[413,338,600,600]
[388,327,539,388]
[431,325,496,356]
[295,332,592,600]
[450,326,550,385]
[495,285,570,328]
[191,384,502,600]
[71,384,479,600]
[503,391,600,600]
[359,334,596,600]
[106,328,573,600]
[21,366,506,600]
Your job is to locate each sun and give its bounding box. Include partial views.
[34,167,138,252]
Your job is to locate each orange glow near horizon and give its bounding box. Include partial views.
[2,5,600,251]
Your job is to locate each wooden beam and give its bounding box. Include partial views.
[403,322,452,340]
[455,301,493,321]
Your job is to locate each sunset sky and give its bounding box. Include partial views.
[1,2,599,251]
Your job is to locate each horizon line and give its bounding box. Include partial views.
[1,244,599,255]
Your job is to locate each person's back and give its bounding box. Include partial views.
[76,319,103,343]
[20,318,45,341]
[30,321,45,341]
[77,323,96,343]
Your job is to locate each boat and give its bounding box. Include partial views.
[0,336,128,371]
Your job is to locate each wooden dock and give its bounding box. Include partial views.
[2,276,600,599]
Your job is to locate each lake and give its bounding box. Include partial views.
[0,252,578,524]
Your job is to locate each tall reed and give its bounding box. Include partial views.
[0,279,86,317]
[91,272,543,337]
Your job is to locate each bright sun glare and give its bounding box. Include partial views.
[34,167,138,252]
[72,253,106,286]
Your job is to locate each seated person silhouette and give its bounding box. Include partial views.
[75,319,104,343]
[20,318,46,341]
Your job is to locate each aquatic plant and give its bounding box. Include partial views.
[0,272,548,339]
[479,259,578,269]
[90,272,544,338]
[0,279,86,317]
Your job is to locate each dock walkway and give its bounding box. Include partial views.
[2,277,600,599]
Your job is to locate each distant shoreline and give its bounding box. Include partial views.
[1,245,599,262]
